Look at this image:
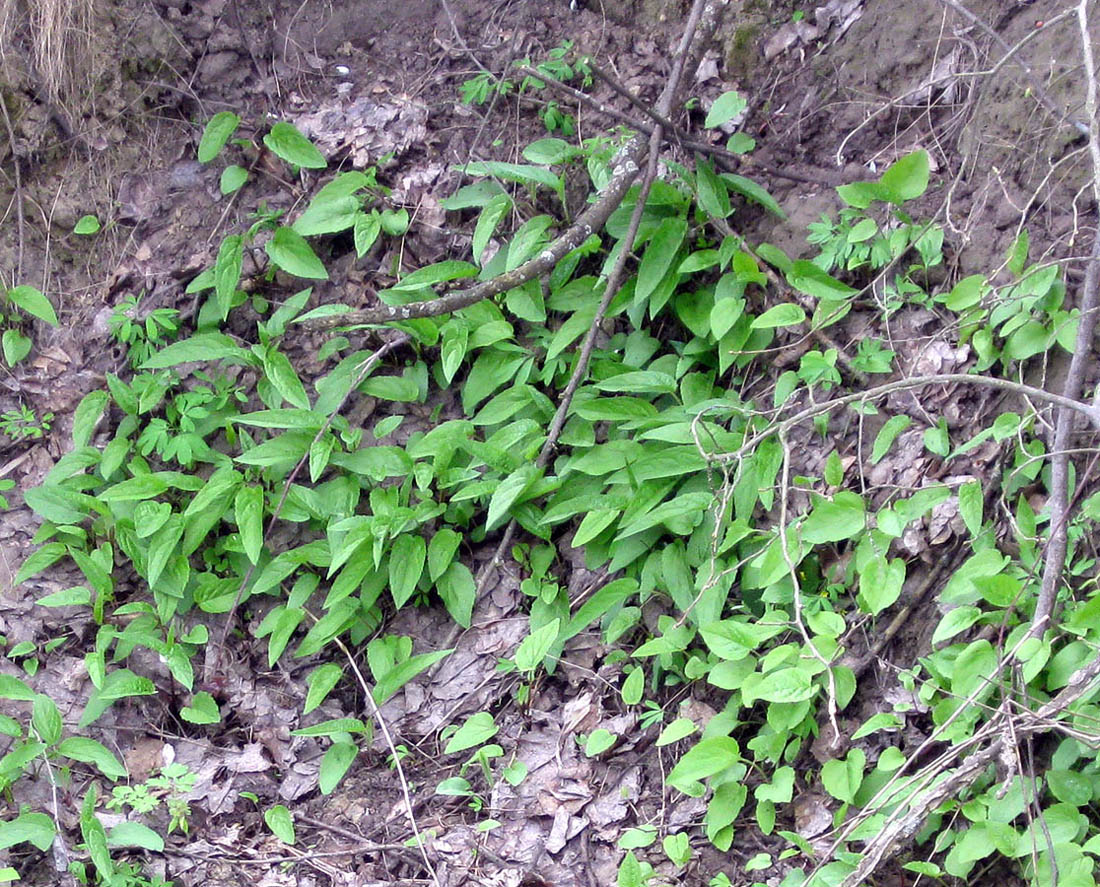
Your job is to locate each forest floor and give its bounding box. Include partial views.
[0,0,1095,885]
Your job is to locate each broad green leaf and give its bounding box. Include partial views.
[304,663,343,715]
[800,491,865,543]
[472,193,511,265]
[487,464,538,531]
[55,737,127,780]
[437,561,475,628]
[958,480,983,536]
[428,529,461,582]
[7,285,58,325]
[636,218,686,304]
[821,748,866,804]
[319,741,357,794]
[621,665,644,705]
[99,474,169,502]
[0,675,34,701]
[667,736,741,790]
[2,329,31,366]
[871,415,911,463]
[197,111,240,163]
[72,390,108,448]
[139,333,251,369]
[704,90,747,128]
[741,667,816,704]
[932,605,983,645]
[695,156,730,220]
[723,174,785,218]
[373,648,452,704]
[389,534,426,609]
[180,691,221,725]
[214,234,243,320]
[354,211,382,257]
[220,164,248,194]
[751,303,805,329]
[656,718,697,747]
[459,160,561,192]
[32,694,62,745]
[388,260,479,293]
[235,485,265,565]
[445,711,498,754]
[265,805,296,845]
[0,812,55,851]
[291,717,367,737]
[74,214,101,234]
[879,150,930,203]
[264,121,327,169]
[107,821,163,851]
[15,543,68,585]
[515,618,560,674]
[261,346,311,408]
[266,227,329,279]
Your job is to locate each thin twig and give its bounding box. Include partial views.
[1031,0,1100,638]
[0,92,25,281]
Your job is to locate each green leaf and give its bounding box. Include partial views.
[428,528,461,582]
[32,694,62,745]
[0,812,55,852]
[444,711,498,754]
[704,90,747,128]
[372,648,452,705]
[515,618,560,674]
[801,491,866,544]
[220,165,248,194]
[266,227,329,279]
[723,174,785,218]
[265,805,296,845]
[821,748,866,804]
[264,121,327,169]
[958,480,983,536]
[80,786,114,882]
[871,415,911,464]
[879,150,930,203]
[751,303,805,329]
[291,717,368,737]
[197,111,241,163]
[621,665,644,705]
[180,691,221,724]
[932,605,983,645]
[72,390,108,448]
[294,188,363,236]
[656,717,697,746]
[0,674,35,701]
[139,333,251,369]
[636,218,686,304]
[304,663,343,715]
[667,737,741,791]
[487,464,538,531]
[235,485,265,565]
[742,667,816,704]
[214,234,243,321]
[73,214,101,235]
[389,534,426,609]
[592,370,676,395]
[389,260,479,293]
[55,737,127,779]
[458,160,561,192]
[695,157,730,220]
[15,542,68,585]
[261,346,311,408]
[107,821,163,852]
[437,561,475,628]
[354,211,382,258]
[319,741,357,794]
[2,329,31,366]
[7,285,58,325]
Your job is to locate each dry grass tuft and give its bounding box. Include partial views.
[0,0,95,105]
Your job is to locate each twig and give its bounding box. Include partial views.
[1031,0,1100,638]
[712,371,1100,466]
[933,0,1088,136]
[0,92,25,281]
[336,634,442,887]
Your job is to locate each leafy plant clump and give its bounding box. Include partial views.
[3,66,1097,887]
